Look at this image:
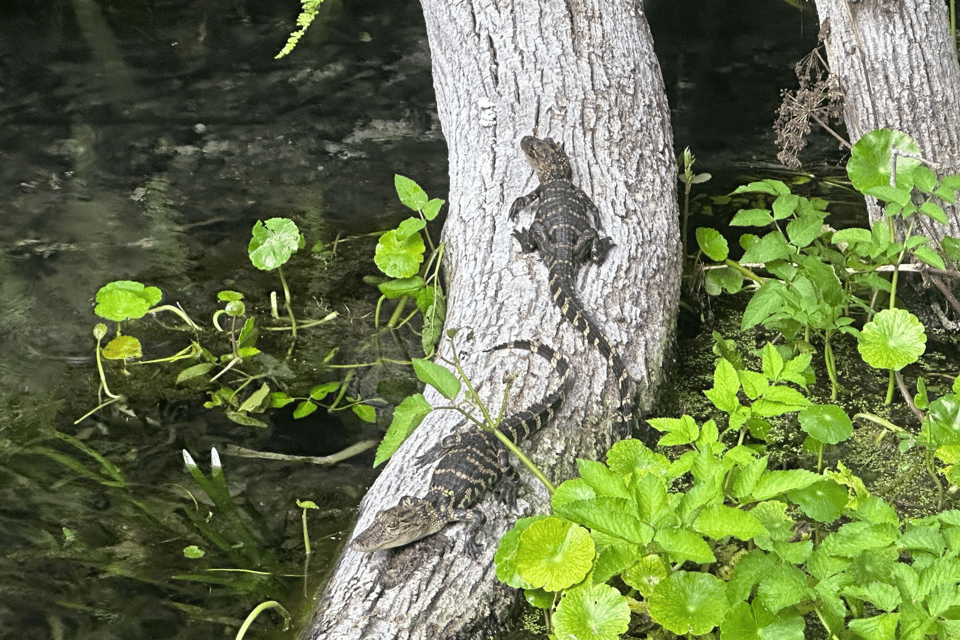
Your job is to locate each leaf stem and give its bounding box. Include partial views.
[277,265,297,339]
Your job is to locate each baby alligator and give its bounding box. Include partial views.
[352,340,571,554]
[510,135,632,433]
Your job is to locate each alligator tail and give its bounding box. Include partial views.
[546,263,633,435]
[486,340,573,444]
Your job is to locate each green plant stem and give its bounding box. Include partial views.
[723,259,766,284]
[823,335,840,400]
[420,211,437,254]
[277,265,297,339]
[149,304,201,331]
[925,449,945,510]
[386,296,409,328]
[448,343,557,494]
[94,335,121,399]
[681,181,691,260]
[73,396,123,424]
[262,311,338,331]
[235,601,291,640]
[210,356,242,382]
[885,369,895,405]
[326,370,355,411]
[854,412,903,434]
[300,503,313,597]
[133,343,200,365]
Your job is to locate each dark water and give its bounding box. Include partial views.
[0,0,826,638]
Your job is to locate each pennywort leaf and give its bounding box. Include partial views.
[553,583,631,640]
[648,571,727,636]
[515,517,595,592]
[857,308,926,371]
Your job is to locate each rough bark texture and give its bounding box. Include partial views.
[815,0,960,238]
[303,0,680,637]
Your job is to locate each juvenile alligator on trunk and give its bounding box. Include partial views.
[510,135,633,433]
[351,340,572,554]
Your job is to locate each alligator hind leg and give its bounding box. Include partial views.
[590,235,616,264]
[513,219,560,260]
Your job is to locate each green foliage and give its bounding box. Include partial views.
[857,307,927,370]
[375,218,426,278]
[373,393,432,466]
[553,583,631,640]
[497,356,960,638]
[84,171,452,440]
[248,218,304,271]
[95,280,162,322]
[177,448,280,584]
[371,175,447,355]
[275,0,325,59]
[702,338,813,442]
[694,128,960,402]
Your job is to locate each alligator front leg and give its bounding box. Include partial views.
[456,507,487,558]
[509,187,542,220]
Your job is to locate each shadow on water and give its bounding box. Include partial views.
[0,0,840,638]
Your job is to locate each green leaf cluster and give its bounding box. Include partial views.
[703,338,814,443]
[498,365,960,638]
[373,175,447,355]
[695,128,960,402]
[95,280,163,322]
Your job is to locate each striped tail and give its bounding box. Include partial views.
[485,340,573,445]
[546,261,633,434]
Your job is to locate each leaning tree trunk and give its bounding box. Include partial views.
[814,0,960,240]
[303,0,680,637]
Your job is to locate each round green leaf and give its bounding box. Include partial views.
[621,553,669,598]
[495,516,543,590]
[787,480,848,522]
[374,218,426,278]
[101,335,142,360]
[696,227,729,261]
[95,280,163,321]
[798,404,853,445]
[847,129,921,193]
[515,517,595,592]
[553,583,631,640]
[648,570,727,636]
[857,308,926,370]
[248,218,303,271]
[720,600,806,640]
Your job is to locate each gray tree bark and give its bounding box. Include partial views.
[302,0,680,637]
[814,0,960,240]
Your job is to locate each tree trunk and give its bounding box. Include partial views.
[814,0,960,240]
[302,0,680,637]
